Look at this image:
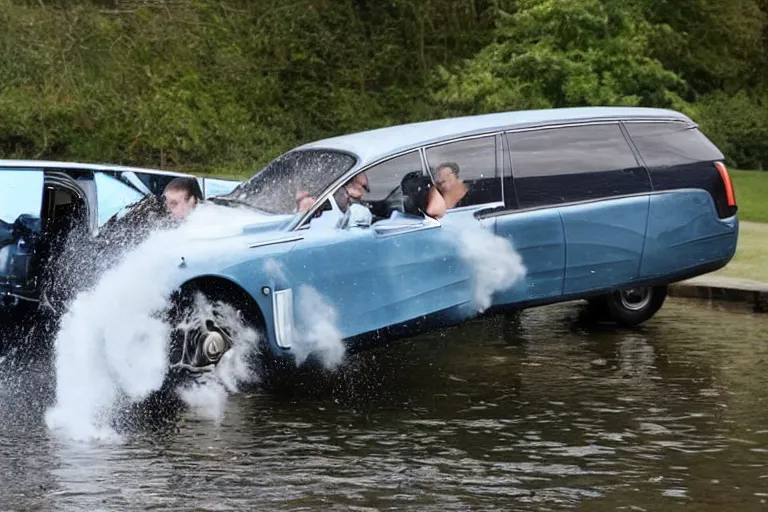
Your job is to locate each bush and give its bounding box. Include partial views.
[693,90,768,170]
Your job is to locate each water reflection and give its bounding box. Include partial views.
[0,297,766,510]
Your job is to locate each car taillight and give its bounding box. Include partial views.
[714,161,736,207]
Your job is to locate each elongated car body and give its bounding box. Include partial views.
[157,106,738,374]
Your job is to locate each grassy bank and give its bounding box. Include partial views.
[730,169,768,223]
[711,169,766,281]
[714,221,768,282]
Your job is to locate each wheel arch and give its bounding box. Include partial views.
[175,275,267,330]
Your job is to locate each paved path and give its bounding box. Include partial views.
[740,220,768,233]
[669,274,768,311]
[664,220,768,311]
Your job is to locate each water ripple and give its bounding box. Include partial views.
[0,298,765,510]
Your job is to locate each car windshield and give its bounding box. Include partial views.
[219,149,357,214]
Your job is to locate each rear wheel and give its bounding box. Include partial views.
[602,285,668,327]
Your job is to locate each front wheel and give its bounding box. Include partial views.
[601,285,668,327]
[164,286,263,390]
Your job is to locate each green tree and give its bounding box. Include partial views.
[640,0,768,96]
[432,0,688,115]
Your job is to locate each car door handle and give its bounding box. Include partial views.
[373,216,440,236]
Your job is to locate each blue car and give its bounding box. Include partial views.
[158,106,739,381]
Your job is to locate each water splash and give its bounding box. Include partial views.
[262,258,346,370]
[43,201,273,441]
[293,284,345,368]
[172,292,262,424]
[449,223,527,313]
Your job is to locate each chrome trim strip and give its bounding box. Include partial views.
[421,130,503,151]
[503,117,692,135]
[477,188,712,219]
[447,200,504,214]
[0,292,39,303]
[419,147,431,179]
[498,133,506,203]
[272,288,295,349]
[621,118,695,126]
[249,236,303,249]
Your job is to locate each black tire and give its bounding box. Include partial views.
[164,283,264,390]
[603,285,668,327]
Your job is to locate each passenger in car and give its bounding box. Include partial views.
[163,177,203,220]
[400,171,447,219]
[434,162,468,209]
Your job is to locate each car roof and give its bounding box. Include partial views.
[0,159,192,177]
[296,106,693,166]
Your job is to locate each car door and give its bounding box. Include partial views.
[422,133,529,311]
[0,168,45,305]
[281,150,475,341]
[481,132,567,307]
[504,123,652,298]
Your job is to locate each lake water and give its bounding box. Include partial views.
[1,297,767,511]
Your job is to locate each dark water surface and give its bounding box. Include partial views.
[1,297,767,511]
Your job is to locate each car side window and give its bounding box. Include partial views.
[94,172,145,226]
[132,171,178,197]
[623,121,724,167]
[424,135,500,209]
[201,178,241,198]
[0,170,44,230]
[506,124,651,209]
[0,169,44,289]
[338,150,426,225]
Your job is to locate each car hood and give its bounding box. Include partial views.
[180,211,297,243]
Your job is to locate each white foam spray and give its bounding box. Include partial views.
[43,202,274,441]
[293,284,345,368]
[448,223,527,313]
[261,259,346,369]
[171,292,262,424]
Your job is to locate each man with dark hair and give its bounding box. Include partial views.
[163,177,203,220]
[401,171,446,219]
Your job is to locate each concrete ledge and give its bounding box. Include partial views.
[668,275,768,312]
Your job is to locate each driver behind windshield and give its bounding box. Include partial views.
[335,173,373,229]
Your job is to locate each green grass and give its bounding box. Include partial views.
[714,220,768,282]
[708,170,767,282]
[730,169,768,223]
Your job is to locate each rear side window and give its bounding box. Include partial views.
[623,121,724,167]
[506,124,651,209]
[94,172,145,226]
[625,121,733,218]
[424,135,501,208]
